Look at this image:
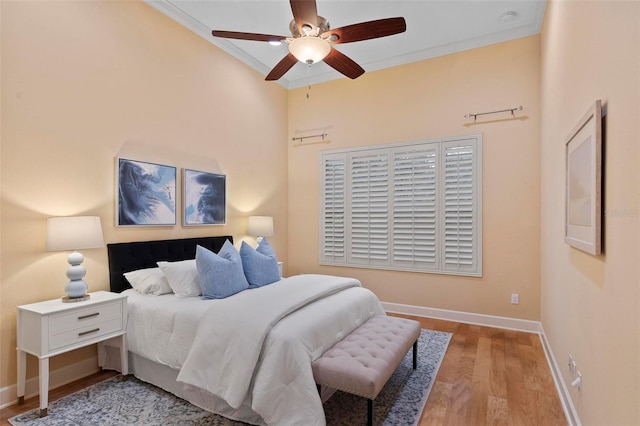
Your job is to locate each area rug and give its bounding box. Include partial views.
[10,329,451,426]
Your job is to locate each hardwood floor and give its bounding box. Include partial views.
[0,316,567,426]
[395,315,568,426]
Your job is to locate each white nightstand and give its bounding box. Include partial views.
[16,291,128,417]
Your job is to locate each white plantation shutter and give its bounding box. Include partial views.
[320,135,481,277]
[349,151,389,266]
[441,140,480,274]
[321,154,346,263]
[392,146,439,269]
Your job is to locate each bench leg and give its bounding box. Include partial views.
[413,340,418,370]
[368,398,374,426]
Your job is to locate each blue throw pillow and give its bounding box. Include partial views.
[240,238,281,288]
[196,242,249,299]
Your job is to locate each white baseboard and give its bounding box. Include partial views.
[383,301,579,425]
[539,324,581,426]
[0,356,99,410]
[382,301,543,333]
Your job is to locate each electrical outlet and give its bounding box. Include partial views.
[511,293,519,304]
[568,355,577,378]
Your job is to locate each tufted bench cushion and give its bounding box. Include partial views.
[312,315,421,425]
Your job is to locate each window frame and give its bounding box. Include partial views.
[319,134,482,277]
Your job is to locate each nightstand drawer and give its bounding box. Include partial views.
[49,302,122,334]
[49,318,123,351]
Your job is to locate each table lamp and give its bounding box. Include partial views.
[247,216,274,244]
[46,216,105,302]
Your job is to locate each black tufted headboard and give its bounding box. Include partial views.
[107,236,233,293]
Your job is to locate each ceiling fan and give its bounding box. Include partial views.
[212,0,406,81]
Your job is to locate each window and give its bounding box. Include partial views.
[320,135,482,277]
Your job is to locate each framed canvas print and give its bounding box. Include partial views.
[183,169,226,225]
[117,158,176,226]
[564,100,602,255]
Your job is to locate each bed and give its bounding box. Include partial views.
[100,235,385,425]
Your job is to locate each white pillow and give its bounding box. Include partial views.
[157,259,200,298]
[123,267,172,295]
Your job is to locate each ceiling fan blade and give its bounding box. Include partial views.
[323,48,365,79]
[290,0,318,34]
[212,30,287,43]
[322,17,406,44]
[265,53,298,81]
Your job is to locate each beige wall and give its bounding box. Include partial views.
[0,1,288,390]
[540,1,640,424]
[288,36,541,321]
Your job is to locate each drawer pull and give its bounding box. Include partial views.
[78,328,100,337]
[78,312,100,320]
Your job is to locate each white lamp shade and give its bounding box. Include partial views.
[46,216,105,252]
[248,216,274,237]
[288,37,331,64]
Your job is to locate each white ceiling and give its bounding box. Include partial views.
[145,0,547,90]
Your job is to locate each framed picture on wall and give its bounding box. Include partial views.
[564,99,602,255]
[116,158,177,226]
[183,168,226,225]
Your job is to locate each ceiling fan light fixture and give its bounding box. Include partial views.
[288,36,331,64]
[212,2,405,81]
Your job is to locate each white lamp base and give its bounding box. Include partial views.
[63,251,89,302]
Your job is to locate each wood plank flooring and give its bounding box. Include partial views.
[0,316,567,426]
[395,315,568,426]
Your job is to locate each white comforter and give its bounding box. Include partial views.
[124,274,385,425]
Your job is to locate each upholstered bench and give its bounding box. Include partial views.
[311,315,422,426]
